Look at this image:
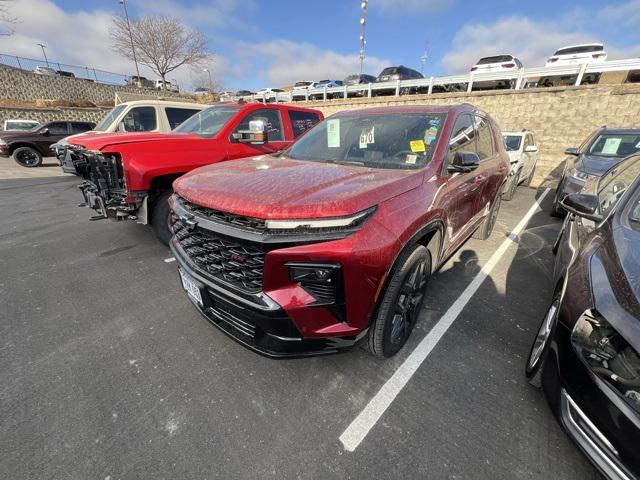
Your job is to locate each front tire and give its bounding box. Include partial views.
[503,170,520,201]
[13,147,43,167]
[151,190,172,246]
[366,245,431,358]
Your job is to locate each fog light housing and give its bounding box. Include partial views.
[287,263,342,306]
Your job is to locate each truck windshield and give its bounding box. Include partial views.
[95,104,126,132]
[173,106,241,138]
[285,113,447,170]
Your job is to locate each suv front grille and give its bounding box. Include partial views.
[180,197,266,233]
[171,214,266,293]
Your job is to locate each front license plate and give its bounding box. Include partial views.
[179,269,203,307]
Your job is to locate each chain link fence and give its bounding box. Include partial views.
[0,53,132,86]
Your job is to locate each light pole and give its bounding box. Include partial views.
[36,43,49,68]
[203,68,213,92]
[119,0,141,87]
[359,1,368,74]
[420,39,428,74]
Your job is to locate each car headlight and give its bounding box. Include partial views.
[568,167,597,182]
[265,206,376,232]
[0,138,7,146]
[572,309,640,412]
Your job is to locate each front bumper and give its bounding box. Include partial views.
[543,325,640,479]
[170,240,364,358]
[56,145,83,174]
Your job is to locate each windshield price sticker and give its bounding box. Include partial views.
[410,140,426,153]
[602,137,621,155]
[405,154,418,164]
[327,119,341,148]
[425,126,439,145]
[359,126,375,148]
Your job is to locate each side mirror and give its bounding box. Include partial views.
[448,151,480,173]
[564,147,579,156]
[40,128,50,136]
[232,119,268,144]
[524,145,538,153]
[560,193,603,222]
[117,121,126,132]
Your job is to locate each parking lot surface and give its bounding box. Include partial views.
[0,157,68,180]
[1,176,601,480]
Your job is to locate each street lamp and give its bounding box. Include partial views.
[36,43,49,68]
[203,68,213,92]
[119,0,141,87]
[420,39,428,74]
[359,1,368,74]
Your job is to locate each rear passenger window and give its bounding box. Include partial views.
[47,122,69,135]
[166,108,200,129]
[288,110,321,138]
[71,122,92,134]
[121,107,157,132]
[474,115,495,160]
[235,108,284,141]
[447,114,476,166]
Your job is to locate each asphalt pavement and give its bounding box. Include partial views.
[0,176,601,480]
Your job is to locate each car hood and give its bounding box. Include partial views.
[591,225,640,347]
[174,155,423,219]
[577,154,625,176]
[67,132,201,151]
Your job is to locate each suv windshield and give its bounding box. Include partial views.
[285,113,446,170]
[174,106,240,138]
[503,135,523,151]
[95,104,126,132]
[589,133,640,157]
[478,55,513,64]
[379,67,399,76]
[555,45,603,55]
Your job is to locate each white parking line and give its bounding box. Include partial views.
[164,257,176,263]
[339,189,551,452]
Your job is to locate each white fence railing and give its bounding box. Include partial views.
[245,58,640,103]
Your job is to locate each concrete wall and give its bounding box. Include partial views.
[0,106,110,128]
[299,83,640,186]
[0,64,183,104]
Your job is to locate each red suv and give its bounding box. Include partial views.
[170,105,510,358]
[62,103,323,243]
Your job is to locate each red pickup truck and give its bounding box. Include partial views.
[64,103,323,243]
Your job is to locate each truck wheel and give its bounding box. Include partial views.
[151,190,172,246]
[503,170,520,201]
[13,147,43,167]
[524,163,536,187]
[473,193,502,240]
[366,244,431,358]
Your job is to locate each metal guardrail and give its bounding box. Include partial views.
[251,58,640,103]
[0,53,131,86]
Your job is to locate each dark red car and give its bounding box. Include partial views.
[169,104,510,358]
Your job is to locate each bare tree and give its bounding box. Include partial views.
[190,65,222,93]
[111,14,211,90]
[0,0,18,36]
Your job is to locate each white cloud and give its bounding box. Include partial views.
[441,16,600,73]
[232,39,390,87]
[372,0,455,13]
[598,0,640,27]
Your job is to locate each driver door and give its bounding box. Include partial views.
[35,122,69,152]
[227,108,291,160]
[441,113,483,248]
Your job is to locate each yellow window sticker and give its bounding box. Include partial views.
[327,119,340,148]
[410,140,425,153]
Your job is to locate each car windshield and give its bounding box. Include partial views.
[478,55,512,64]
[173,106,240,137]
[503,135,523,151]
[598,156,640,217]
[284,113,447,170]
[94,104,127,132]
[379,67,399,76]
[588,133,640,157]
[555,45,603,55]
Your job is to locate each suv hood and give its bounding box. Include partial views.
[68,132,201,151]
[577,154,625,177]
[175,156,423,219]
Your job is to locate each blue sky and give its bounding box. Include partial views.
[1,0,639,91]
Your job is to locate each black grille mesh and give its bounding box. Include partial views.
[171,214,265,293]
[180,197,266,233]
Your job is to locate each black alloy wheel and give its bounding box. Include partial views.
[13,147,43,167]
[526,294,561,387]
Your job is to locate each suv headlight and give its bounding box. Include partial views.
[572,309,640,413]
[568,167,597,182]
[265,206,376,233]
[0,138,7,146]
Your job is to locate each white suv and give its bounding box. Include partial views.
[502,130,539,200]
[545,43,607,67]
[470,55,523,89]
